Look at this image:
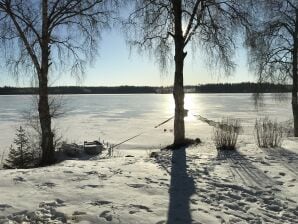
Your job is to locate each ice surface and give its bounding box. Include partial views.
[0,93,292,156]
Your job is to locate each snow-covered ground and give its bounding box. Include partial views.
[0,122,297,223]
[0,94,297,223]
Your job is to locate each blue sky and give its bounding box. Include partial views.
[0,29,255,87]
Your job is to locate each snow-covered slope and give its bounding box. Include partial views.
[1,135,297,224]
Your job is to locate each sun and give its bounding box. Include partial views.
[167,94,197,121]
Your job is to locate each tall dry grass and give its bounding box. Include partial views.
[213,118,242,150]
[254,117,284,148]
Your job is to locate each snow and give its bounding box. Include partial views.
[0,94,297,223]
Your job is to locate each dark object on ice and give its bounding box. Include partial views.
[161,138,201,150]
[61,143,81,157]
[125,155,134,157]
[184,109,188,117]
[84,141,104,155]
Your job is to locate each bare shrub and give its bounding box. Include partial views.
[213,118,242,150]
[254,117,284,148]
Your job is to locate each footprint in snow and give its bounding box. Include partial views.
[90,200,112,206]
[6,210,30,223]
[71,176,89,182]
[0,204,12,211]
[71,211,87,223]
[99,210,113,222]
[73,211,87,215]
[190,199,199,205]
[130,204,153,213]
[275,181,284,185]
[85,171,98,175]
[112,169,123,175]
[266,204,283,212]
[72,211,87,222]
[145,177,159,184]
[79,184,102,189]
[197,207,210,213]
[13,176,26,184]
[98,174,108,179]
[156,221,166,224]
[36,182,56,189]
[29,200,66,223]
[127,183,145,188]
[39,199,65,208]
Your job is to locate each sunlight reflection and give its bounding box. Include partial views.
[184,94,196,121]
[166,94,197,121]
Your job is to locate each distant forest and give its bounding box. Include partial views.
[0,82,291,95]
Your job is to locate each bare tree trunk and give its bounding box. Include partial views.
[39,0,55,165]
[173,0,186,145]
[292,10,298,137]
[38,77,54,165]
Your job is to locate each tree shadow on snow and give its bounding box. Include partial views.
[262,147,298,176]
[264,147,298,160]
[166,147,195,224]
[216,150,276,189]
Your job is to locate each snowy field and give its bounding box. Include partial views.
[0,93,297,223]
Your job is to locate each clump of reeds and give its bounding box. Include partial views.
[254,117,284,148]
[213,118,242,150]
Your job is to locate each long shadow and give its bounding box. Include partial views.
[264,147,298,160]
[217,150,275,189]
[263,147,298,176]
[166,147,195,224]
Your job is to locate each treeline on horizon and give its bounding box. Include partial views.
[196,82,291,93]
[0,82,291,95]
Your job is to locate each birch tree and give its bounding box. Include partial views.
[246,0,298,136]
[125,0,249,145]
[0,0,114,165]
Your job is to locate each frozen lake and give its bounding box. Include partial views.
[0,93,292,155]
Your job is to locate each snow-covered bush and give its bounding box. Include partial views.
[61,142,82,158]
[254,117,284,148]
[4,126,35,168]
[213,118,241,150]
